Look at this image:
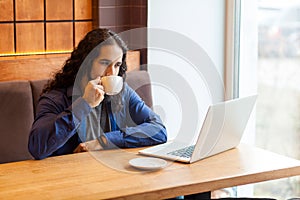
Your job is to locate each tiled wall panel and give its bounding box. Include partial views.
[0,0,93,56]
[46,0,73,20]
[75,0,92,20]
[99,7,116,27]
[0,24,14,54]
[99,0,147,30]
[99,0,116,7]
[0,0,14,21]
[16,23,44,53]
[99,0,148,65]
[46,23,73,51]
[130,6,147,25]
[15,0,44,20]
[0,0,144,59]
[75,22,93,46]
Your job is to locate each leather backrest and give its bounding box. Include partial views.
[0,71,152,163]
[126,70,153,108]
[30,79,48,117]
[0,81,34,163]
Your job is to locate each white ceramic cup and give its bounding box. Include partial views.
[101,75,123,95]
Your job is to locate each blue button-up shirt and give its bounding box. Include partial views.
[28,83,167,160]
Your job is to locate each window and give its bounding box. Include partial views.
[237,0,300,198]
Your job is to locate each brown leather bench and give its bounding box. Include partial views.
[0,70,152,163]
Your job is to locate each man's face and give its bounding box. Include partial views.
[90,44,123,79]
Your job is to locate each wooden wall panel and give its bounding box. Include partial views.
[98,0,147,66]
[46,0,73,20]
[0,0,141,77]
[126,50,140,71]
[1,0,95,56]
[15,0,44,20]
[115,7,130,26]
[99,8,116,26]
[46,23,73,52]
[92,0,99,28]
[0,0,13,21]
[16,23,44,53]
[0,54,69,81]
[0,24,14,54]
[75,0,92,20]
[130,0,147,6]
[99,0,117,7]
[117,0,131,6]
[108,26,131,34]
[130,6,147,25]
[75,22,92,47]
[100,0,139,6]
[0,52,140,81]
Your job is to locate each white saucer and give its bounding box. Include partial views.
[129,157,168,170]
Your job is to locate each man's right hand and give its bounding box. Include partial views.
[82,77,105,108]
[73,139,103,153]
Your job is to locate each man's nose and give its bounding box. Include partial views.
[105,64,116,76]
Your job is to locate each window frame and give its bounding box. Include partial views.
[225,0,241,100]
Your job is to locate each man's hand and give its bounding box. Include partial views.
[85,139,103,151]
[82,77,105,108]
[73,139,103,154]
[73,143,88,153]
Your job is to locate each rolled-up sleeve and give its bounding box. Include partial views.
[103,86,167,149]
[28,91,91,160]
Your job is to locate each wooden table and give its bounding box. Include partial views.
[1,144,300,199]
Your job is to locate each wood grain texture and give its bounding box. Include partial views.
[46,22,73,52]
[126,50,140,71]
[0,54,69,81]
[74,0,92,20]
[74,22,92,47]
[46,0,73,20]
[0,51,140,81]
[15,0,44,20]
[0,0,13,21]
[0,144,299,199]
[0,24,14,54]
[16,23,44,53]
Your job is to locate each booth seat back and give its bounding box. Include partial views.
[0,81,34,163]
[0,70,152,163]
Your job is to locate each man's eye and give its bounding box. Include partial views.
[115,62,122,68]
[99,60,110,65]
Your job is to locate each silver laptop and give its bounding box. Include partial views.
[139,95,257,163]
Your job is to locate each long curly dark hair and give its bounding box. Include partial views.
[43,28,128,93]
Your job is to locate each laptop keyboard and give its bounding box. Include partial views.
[167,145,195,158]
